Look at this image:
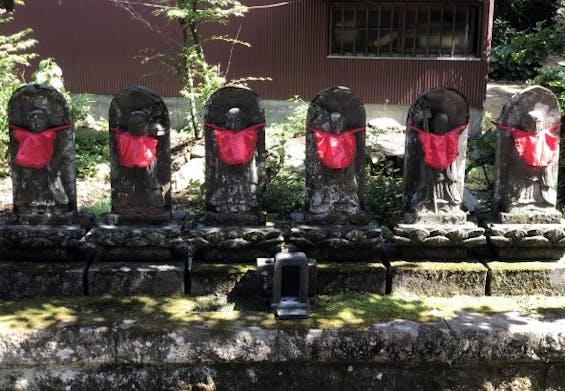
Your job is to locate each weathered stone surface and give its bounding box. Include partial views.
[88,262,185,296]
[8,84,77,226]
[392,223,486,260]
[0,262,84,299]
[190,264,257,296]
[0,313,563,390]
[493,85,562,224]
[316,263,386,294]
[488,261,565,296]
[114,325,278,364]
[390,261,488,296]
[86,224,183,248]
[0,326,114,366]
[488,223,565,260]
[0,364,552,391]
[545,364,565,391]
[403,87,469,225]
[172,156,205,191]
[204,86,266,225]
[109,86,172,224]
[290,225,382,262]
[0,225,84,250]
[188,226,282,263]
[366,117,404,158]
[305,86,367,225]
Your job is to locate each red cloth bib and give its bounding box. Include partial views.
[111,128,159,168]
[10,124,72,169]
[497,123,560,167]
[206,122,265,166]
[309,126,365,170]
[409,124,467,170]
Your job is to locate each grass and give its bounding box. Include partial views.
[1,292,563,332]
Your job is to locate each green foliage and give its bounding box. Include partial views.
[261,99,308,216]
[262,174,305,216]
[0,7,37,177]
[146,0,248,137]
[492,18,520,47]
[31,58,93,128]
[74,128,108,180]
[282,97,308,138]
[365,168,402,231]
[493,0,560,31]
[533,63,565,117]
[465,113,497,207]
[489,21,565,81]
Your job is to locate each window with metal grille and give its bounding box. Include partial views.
[330,2,482,58]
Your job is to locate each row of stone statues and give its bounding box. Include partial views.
[1,83,562,262]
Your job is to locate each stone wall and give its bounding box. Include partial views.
[0,312,563,390]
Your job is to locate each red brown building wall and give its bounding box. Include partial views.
[3,0,493,108]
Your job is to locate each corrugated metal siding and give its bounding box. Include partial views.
[3,0,492,107]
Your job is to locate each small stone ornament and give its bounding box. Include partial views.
[291,86,382,262]
[489,85,564,260]
[393,87,486,260]
[203,85,266,226]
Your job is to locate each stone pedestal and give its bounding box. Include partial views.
[85,223,188,296]
[187,225,282,263]
[289,225,382,262]
[392,223,486,260]
[488,223,565,260]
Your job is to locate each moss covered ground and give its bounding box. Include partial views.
[1,292,563,332]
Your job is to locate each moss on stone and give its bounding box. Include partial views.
[316,263,386,273]
[191,264,256,275]
[488,261,565,272]
[392,261,487,272]
[2,292,563,332]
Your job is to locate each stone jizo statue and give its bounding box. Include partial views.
[108,86,171,224]
[305,86,367,225]
[403,87,469,224]
[203,86,266,224]
[8,84,76,225]
[494,86,561,223]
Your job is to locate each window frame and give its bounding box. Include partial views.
[328,1,484,60]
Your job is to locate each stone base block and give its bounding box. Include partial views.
[289,225,382,262]
[488,261,565,296]
[489,223,565,260]
[86,224,184,249]
[189,226,282,263]
[0,262,84,299]
[190,264,257,296]
[390,261,488,296]
[87,262,185,296]
[317,263,387,294]
[0,225,86,262]
[392,222,486,260]
[190,262,387,296]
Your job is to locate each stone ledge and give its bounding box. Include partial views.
[0,363,561,391]
[390,261,488,296]
[0,312,563,390]
[488,261,565,296]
